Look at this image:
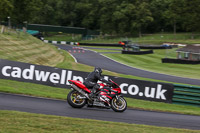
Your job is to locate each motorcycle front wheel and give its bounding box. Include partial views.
[111,96,127,112]
[67,90,86,108]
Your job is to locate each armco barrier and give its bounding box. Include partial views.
[172,84,200,106]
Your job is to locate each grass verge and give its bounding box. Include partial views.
[0,110,199,133]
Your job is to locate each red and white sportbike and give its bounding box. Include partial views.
[67,79,127,112]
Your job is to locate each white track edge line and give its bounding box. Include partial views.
[68,52,78,63]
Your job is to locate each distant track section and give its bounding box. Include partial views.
[55,44,200,86]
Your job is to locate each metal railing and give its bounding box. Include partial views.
[173,84,200,107]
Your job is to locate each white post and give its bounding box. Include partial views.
[1,25,5,33]
[7,16,11,29]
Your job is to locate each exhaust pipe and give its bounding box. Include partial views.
[71,84,90,100]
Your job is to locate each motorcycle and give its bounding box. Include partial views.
[67,79,127,112]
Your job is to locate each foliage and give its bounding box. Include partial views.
[0,0,13,22]
[1,0,200,35]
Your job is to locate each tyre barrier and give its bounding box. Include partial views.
[121,50,153,55]
[79,43,122,47]
[79,43,173,49]
[139,45,173,49]
[162,58,200,64]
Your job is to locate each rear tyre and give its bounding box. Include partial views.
[67,90,86,108]
[111,96,127,112]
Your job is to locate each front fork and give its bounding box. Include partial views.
[115,95,120,103]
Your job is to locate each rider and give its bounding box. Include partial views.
[83,67,113,98]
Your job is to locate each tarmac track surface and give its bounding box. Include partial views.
[56,44,200,86]
[0,93,200,130]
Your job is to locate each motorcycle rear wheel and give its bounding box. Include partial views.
[111,96,127,112]
[67,90,86,108]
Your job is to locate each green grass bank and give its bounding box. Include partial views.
[1,110,199,133]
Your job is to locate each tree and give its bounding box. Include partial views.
[53,0,77,26]
[0,0,13,23]
[148,0,171,32]
[162,0,184,35]
[98,0,120,34]
[78,0,100,30]
[132,1,153,37]
[3,0,200,35]
[112,1,136,35]
[181,0,200,32]
[11,0,43,24]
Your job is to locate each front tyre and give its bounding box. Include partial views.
[111,96,127,112]
[67,90,86,108]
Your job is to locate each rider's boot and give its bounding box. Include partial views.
[89,89,96,99]
[87,100,93,107]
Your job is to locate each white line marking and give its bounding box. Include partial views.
[68,52,77,63]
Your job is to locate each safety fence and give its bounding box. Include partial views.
[27,24,100,37]
[1,23,100,37]
[172,84,200,107]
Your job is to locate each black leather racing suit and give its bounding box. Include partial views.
[83,71,111,94]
